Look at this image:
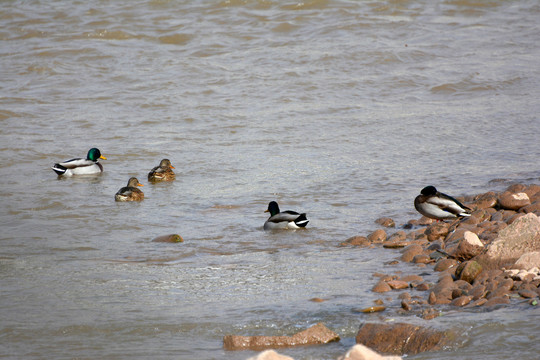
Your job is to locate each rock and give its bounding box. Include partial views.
[518,289,538,298]
[357,306,386,313]
[520,201,540,215]
[513,251,540,270]
[151,234,184,243]
[387,280,409,290]
[525,184,540,199]
[383,241,410,249]
[355,323,451,355]
[338,344,402,360]
[473,191,498,209]
[223,323,339,351]
[485,213,540,262]
[342,236,371,247]
[387,231,406,243]
[412,254,431,264]
[469,284,486,300]
[453,231,484,260]
[401,244,424,262]
[372,280,392,293]
[434,258,458,272]
[484,296,510,307]
[399,274,424,283]
[455,261,483,284]
[498,191,531,210]
[451,295,473,307]
[247,350,294,360]
[375,217,396,228]
[368,229,387,243]
[425,222,450,242]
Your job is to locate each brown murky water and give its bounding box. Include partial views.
[1,0,539,359]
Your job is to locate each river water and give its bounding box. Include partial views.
[1,0,539,359]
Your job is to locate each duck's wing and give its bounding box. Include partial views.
[267,210,301,224]
[56,157,95,169]
[427,193,471,216]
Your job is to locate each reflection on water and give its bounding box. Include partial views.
[1,0,540,359]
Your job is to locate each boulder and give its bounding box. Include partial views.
[498,191,531,211]
[355,323,451,355]
[247,350,294,360]
[513,251,540,270]
[452,231,484,260]
[368,229,387,243]
[485,213,540,262]
[455,261,483,284]
[425,222,449,242]
[151,234,184,243]
[223,323,339,351]
[342,236,371,247]
[375,217,396,228]
[338,344,402,360]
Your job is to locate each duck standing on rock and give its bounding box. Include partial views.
[148,159,175,182]
[264,201,309,230]
[414,185,471,221]
[51,148,106,176]
[115,177,144,202]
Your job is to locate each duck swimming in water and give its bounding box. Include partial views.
[263,201,309,230]
[51,148,106,176]
[414,185,471,221]
[115,177,144,202]
[148,159,175,182]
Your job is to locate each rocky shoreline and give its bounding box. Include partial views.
[225,183,540,360]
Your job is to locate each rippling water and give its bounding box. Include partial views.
[1,1,540,359]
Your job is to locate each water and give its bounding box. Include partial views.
[1,0,540,359]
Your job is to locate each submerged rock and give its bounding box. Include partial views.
[223,323,339,351]
[151,234,184,243]
[355,322,451,355]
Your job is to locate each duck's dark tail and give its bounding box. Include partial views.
[51,163,67,175]
[295,213,309,228]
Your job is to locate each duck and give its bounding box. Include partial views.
[414,185,471,221]
[264,201,309,230]
[52,148,106,176]
[115,177,144,202]
[148,159,175,182]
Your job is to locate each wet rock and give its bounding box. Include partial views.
[473,191,498,209]
[498,191,531,210]
[247,350,294,360]
[357,306,386,313]
[524,184,540,199]
[425,222,449,242]
[223,323,339,351]
[387,280,409,290]
[451,295,473,307]
[372,280,392,293]
[485,213,540,262]
[455,260,483,284]
[355,322,451,355]
[434,258,458,272]
[416,282,431,291]
[375,217,396,228]
[383,241,410,248]
[401,299,411,311]
[401,244,424,262]
[421,308,439,320]
[518,289,538,298]
[484,296,510,307]
[342,236,371,247]
[387,231,406,243]
[151,234,184,243]
[520,201,540,215]
[453,231,484,260]
[368,229,387,243]
[469,284,486,300]
[399,274,424,283]
[413,254,432,264]
[338,344,403,360]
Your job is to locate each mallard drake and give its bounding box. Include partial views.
[148,159,175,182]
[115,177,144,202]
[414,185,471,221]
[263,201,309,230]
[52,148,106,176]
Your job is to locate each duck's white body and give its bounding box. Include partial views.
[52,148,106,176]
[264,201,309,230]
[414,186,471,220]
